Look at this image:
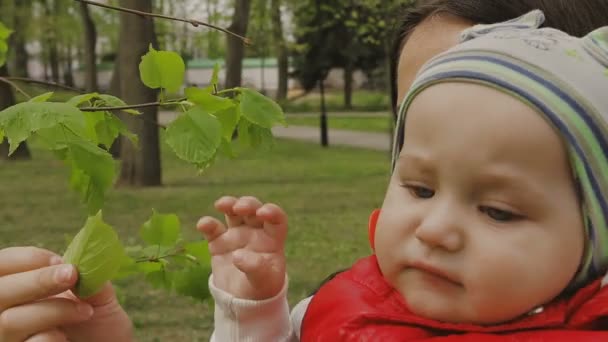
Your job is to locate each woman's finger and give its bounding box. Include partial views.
[0,247,59,277]
[0,264,77,312]
[0,298,92,342]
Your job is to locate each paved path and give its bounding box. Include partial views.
[271,126,390,151]
[159,111,391,151]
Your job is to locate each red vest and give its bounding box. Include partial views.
[301,255,608,341]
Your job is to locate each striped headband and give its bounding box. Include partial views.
[391,10,608,289]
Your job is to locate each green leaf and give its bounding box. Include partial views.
[248,125,274,151]
[185,87,235,114]
[0,40,7,67]
[0,129,4,144]
[95,112,138,149]
[239,88,286,128]
[215,106,239,140]
[63,211,127,298]
[140,210,181,247]
[67,139,116,214]
[218,138,236,158]
[0,22,12,40]
[137,261,163,274]
[0,102,86,155]
[211,63,220,87]
[0,22,12,67]
[165,106,222,168]
[113,255,137,280]
[139,46,185,93]
[237,119,251,149]
[68,93,99,107]
[146,269,173,290]
[172,266,211,301]
[184,241,211,265]
[29,92,54,103]
[98,94,141,115]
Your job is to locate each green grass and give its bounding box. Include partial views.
[281,90,390,113]
[0,138,389,341]
[287,114,392,133]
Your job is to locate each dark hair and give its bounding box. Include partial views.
[390,0,608,116]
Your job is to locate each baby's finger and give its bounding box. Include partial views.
[206,227,253,255]
[215,196,244,227]
[0,298,91,342]
[233,196,264,227]
[257,203,288,241]
[196,216,227,243]
[25,329,67,342]
[0,264,77,312]
[0,247,59,277]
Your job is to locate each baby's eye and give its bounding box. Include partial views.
[403,184,435,199]
[479,206,521,222]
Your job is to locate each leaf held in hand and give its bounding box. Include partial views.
[63,211,127,298]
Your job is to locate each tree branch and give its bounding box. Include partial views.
[0,77,31,99]
[4,77,84,93]
[78,97,186,112]
[75,0,252,45]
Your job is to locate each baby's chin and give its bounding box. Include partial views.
[403,288,532,326]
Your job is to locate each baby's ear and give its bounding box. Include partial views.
[460,9,545,43]
[583,27,608,69]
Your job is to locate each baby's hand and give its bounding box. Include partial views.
[197,196,288,300]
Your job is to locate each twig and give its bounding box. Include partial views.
[4,77,84,93]
[75,0,252,45]
[0,77,31,99]
[79,97,187,112]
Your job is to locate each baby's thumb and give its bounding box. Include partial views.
[233,249,285,296]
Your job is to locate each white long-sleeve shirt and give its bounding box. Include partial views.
[209,275,312,342]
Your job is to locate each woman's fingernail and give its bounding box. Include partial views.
[50,255,63,265]
[55,264,74,284]
[77,302,94,317]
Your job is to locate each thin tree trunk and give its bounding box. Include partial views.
[343,63,353,110]
[270,0,287,101]
[319,79,328,147]
[116,0,161,187]
[80,1,98,92]
[0,64,30,160]
[224,0,252,89]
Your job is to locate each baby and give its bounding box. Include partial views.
[199,11,608,341]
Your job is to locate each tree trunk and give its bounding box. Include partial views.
[271,0,288,101]
[80,1,98,92]
[0,64,30,160]
[11,0,29,78]
[343,62,353,110]
[319,79,328,147]
[108,55,122,158]
[63,42,74,87]
[116,0,161,187]
[44,0,60,83]
[224,0,252,89]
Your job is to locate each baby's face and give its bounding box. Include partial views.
[375,82,585,325]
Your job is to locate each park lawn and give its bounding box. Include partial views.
[287,114,392,133]
[0,138,389,341]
